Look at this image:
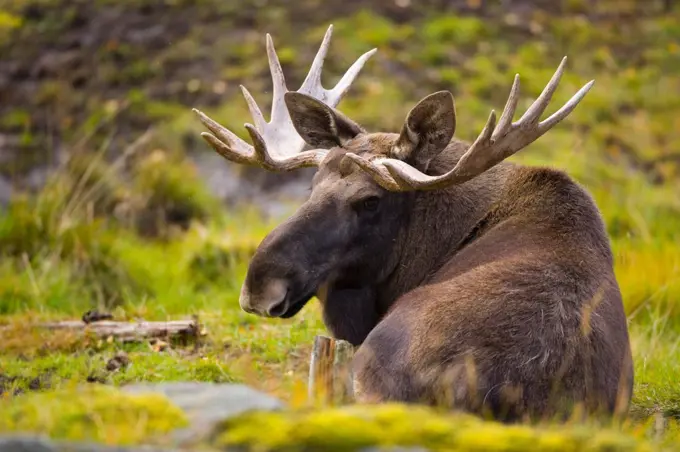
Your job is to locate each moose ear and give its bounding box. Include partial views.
[284,92,364,148]
[391,91,456,170]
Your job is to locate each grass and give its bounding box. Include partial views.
[1,0,680,450]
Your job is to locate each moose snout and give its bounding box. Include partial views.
[239,278,289,317]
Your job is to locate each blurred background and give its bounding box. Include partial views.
[0,0,679,427]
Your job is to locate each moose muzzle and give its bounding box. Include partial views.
[239,278,290,317]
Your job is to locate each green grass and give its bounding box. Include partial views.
[1,1,680,450]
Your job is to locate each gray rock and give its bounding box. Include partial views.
[0,436,55,452]
[193,150,308,219]
[0,435,178,451]
[0,384,284,451]
[121,382,285,445]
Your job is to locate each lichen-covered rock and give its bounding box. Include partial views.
[213,403,664,452]
[121,382,285,445]
[0,386,188,447]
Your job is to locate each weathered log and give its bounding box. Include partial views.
[38,319,202,342]
[308,335,355,406]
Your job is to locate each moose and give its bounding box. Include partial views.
[194,25,633,422]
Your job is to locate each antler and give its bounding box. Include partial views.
[346,57,594,191]
[193,25,377,172]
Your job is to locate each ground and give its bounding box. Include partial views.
[1,0,680,450]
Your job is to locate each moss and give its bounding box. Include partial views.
[0,385,188,446]
[214,404,665,452]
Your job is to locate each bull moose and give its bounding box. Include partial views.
[193,25,633,422]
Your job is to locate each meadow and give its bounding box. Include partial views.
[0,0,679,450]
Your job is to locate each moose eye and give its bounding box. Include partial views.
[360,196,380,212]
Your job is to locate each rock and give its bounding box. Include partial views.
[0,436,54,452]
[0,435,177,451]
[105,351,130,372]
[192,151,309,219]
[81,309,114,324]
[121,382,285,445]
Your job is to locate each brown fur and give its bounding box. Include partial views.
[239,94,634,422]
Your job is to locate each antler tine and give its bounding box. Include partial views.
[299,24,378,107]
[344,154,406,192]
[329,47,378,101]
[245,123,327,170]
[245,124,270,166]
[491,74,520,143]
[193,24,376,172]
[517,56,566,125]
[240,85,267,133]
[266,33,291,125]
[538,80,594,133]
[299,25,333,99]
[193,109,255,163]
[299,24,379,105]
[454,110,498,176]
[353,57,593,192]
[381,110,499,191]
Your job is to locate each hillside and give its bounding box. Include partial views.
[1,0,679,206]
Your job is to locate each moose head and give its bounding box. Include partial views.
[194,25,592,334]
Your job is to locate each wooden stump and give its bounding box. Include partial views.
[308,335,355,406]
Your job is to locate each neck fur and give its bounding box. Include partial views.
[376,140,516,311]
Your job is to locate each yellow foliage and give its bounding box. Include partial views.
[215,403,665,451]
[0,11,22,30]
[614,242,680,317]
[0,385,188,446]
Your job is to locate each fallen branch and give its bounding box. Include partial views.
[308,335,355,406]
[38,319,203,342]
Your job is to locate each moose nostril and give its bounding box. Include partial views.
[266,299,288,317]
[259,279,289,317]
